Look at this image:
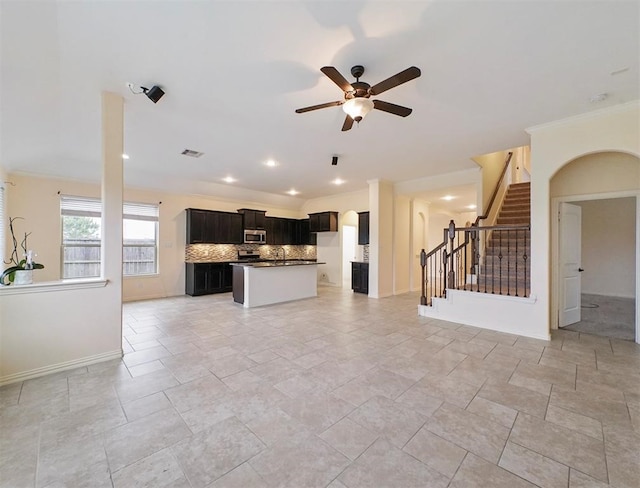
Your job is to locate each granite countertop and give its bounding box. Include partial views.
[186,259,318,264]
[231,260,324,268]
[351,260,369,264]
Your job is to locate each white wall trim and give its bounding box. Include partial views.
[527,100,640,134]
[551,190,639,343]
[0,278,108,296]
[0,349,122,386]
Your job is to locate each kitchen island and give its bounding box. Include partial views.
[231,261,322,308]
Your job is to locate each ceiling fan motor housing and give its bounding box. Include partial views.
[346,81,371,100]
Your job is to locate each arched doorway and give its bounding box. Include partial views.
[550,151,639,342]
[341,210,358,287]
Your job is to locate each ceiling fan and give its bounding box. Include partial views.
[295,65,421,131]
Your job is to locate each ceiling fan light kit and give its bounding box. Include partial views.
[295,64,421,131]
[342,98,374,122]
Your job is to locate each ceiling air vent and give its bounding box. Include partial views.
[181,149,204,158]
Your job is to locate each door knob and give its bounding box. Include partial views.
[578,268,584,272]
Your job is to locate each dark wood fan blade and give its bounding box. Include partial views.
[373,100,413,117]
[321,66,353,92]
[295,100,343,114]
[341,115,354,131]
[369,66,421,96]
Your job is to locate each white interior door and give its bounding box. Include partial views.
[559,202,582,327]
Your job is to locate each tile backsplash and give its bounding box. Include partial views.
[186,244,317,262]
[363,244,369,262]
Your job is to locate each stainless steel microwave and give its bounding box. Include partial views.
[244,229,266,244]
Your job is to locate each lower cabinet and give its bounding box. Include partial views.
[351,262,369,294]
[186,263,233,296]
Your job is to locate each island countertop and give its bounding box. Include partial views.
[230,260,323,268]
[232,260,323,307]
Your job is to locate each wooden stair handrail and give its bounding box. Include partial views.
[474,151,513,227]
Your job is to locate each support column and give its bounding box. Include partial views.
[368,179,394,298]
[101,91,123,344]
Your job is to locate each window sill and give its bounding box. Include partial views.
[0,278,108,296]
[123,273,160,279]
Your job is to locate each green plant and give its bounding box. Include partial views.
[1,217,44,285]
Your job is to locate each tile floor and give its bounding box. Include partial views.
[1,287,639,487]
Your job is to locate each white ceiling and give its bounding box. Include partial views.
[1,1,638,210]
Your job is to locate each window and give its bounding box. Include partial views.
[60,196,159,278]
[123,202,159,276]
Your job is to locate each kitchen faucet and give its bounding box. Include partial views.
[275,246,286,264]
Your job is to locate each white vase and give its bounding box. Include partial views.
[14,270,33,285]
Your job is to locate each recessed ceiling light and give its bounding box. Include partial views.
[122,153,130,160]
[466,204,477,210]
[265,159,278,167]
[223,176,236,183]
[287,189,299,196]
[333,178,345,185]
[441,195,456,201]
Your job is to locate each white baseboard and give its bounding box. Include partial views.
[0,349,123,386]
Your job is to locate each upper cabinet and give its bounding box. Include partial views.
[237,209,266,230]
[186,208,243,244]
[308,211,338,232]
[358,211,370,245]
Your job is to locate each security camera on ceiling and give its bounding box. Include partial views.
[127,82,165,103]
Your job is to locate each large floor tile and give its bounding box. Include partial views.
[249,432,350,488]
[280,391,355,434]
[418,373,481,408]
[450,452,537,488]
[172,416,265,488]
[347,395,425,448]
[498,441,569,488]
[208,462,269,488]
[426,403,510,464]
[478,379,550,418]
[319,417,378,460]
[37,434,111,488]
[104,408,192,472]
[509,412,608,482]
[111,448,188,488]
[403,426,467,478]
[338,438,449,488]
[603,423,640,488]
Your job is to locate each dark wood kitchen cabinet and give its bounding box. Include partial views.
[186,262,233,296]
[186,209,243,244]
[358,211,370,245]
[308,211,338,232]
[351,262,369,294]
[237,209,266,230]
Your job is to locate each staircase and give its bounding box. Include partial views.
[477,182,531,295]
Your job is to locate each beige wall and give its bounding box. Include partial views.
[4,172,323,301]
[529,101,640,335]
[394,195,411,294]
[473,149,511,213]
[550,152,640,197]
[576,198,636,298]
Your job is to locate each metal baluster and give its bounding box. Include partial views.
[523,230,528,297]
[507,229,511,296]
[515,229,519,297]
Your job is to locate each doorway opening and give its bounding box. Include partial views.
[342,225,357,287]
[554,195,638,342]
